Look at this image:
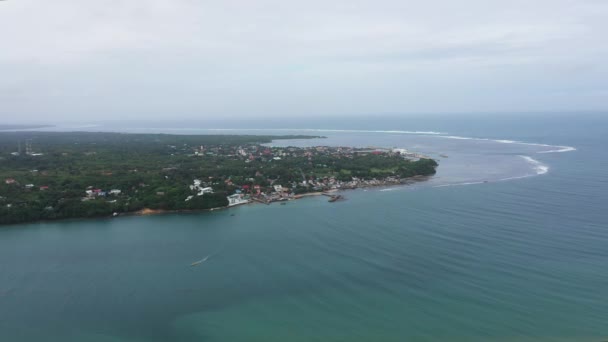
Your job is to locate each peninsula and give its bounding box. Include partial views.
[0,132,438,225]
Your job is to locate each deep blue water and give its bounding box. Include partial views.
[1,113,607,341]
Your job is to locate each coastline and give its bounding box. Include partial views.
[1,175,434,227]
[112,175,435,219]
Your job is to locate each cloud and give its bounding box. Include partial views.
[0,0,607,121]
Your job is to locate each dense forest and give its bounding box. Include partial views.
[0,132,437,225]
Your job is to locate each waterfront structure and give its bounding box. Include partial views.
[227,193,249,206]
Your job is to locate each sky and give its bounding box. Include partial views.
[1,0,607,123]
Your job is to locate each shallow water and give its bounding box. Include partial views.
[1,114,607,341]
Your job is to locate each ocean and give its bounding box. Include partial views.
[0,113,607,341]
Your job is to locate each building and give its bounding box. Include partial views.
[190,179,214,196]
[227,194,249,207]
[200,187,214,194]
[5,178,16,185]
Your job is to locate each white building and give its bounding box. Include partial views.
[273,185,283,193]
[200,187,214,195]
[227,194,249,206]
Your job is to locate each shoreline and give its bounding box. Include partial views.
[0,175,434,227]
[109,175,435,216]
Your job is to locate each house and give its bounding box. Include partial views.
[190,178,214,196]
[273,185,284,193]
[5,178,16,185]
[39,186,49,191]
[25,184,34,189]
[109,189,122,195]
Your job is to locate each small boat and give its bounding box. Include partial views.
[328,195,343,202]
[280,202,287,205]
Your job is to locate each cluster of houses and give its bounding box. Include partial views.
[185,143,428,163]
[178,143,431,207]
[189,179,214,196]
[4,178,49,191]
[185,179,251,206]
[83,188,122,201]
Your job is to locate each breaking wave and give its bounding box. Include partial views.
[438,135,576,154]
[519,155,549,175]
[102,126,575,155]
[203,128,445,135]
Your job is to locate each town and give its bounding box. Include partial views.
[0,132,438,224]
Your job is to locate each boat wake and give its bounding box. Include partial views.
[433,181,486,188]
[190,255,211,267]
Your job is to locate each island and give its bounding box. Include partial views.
[0,124,53,131]
[0,132,438,225]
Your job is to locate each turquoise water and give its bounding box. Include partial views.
[1,114,607,341]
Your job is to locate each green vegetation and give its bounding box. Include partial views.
[0,132,437,225]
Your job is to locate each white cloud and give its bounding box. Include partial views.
[0,0,607,121]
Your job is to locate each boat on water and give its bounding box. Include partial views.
[440,154,449,158]
[328,195,343,202]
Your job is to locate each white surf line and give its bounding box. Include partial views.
[207,129,575,153]
[437,135,576,154]
[433,155,550,188]
[122,127,445,135]
[103,126,575,154]
[518,155,549,175]
[205,128,446,135]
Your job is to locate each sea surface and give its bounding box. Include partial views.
[1,113,607,341]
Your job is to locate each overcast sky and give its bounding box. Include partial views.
[1,0,607,122]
